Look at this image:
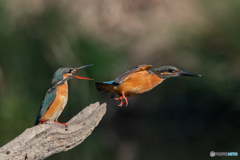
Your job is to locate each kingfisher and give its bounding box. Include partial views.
[95,64,201,107]
[35,65,93,127]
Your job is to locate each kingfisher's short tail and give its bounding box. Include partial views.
[95,81,116,93]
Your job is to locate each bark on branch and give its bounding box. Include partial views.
[0,102,107,160]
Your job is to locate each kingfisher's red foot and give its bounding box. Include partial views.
[40,119,49,124]
[121,92,128,106]
[55,120,68,129]
[115,97,123,107]
[115,92,128,107]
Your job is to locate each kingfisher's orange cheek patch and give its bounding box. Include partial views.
[63,74,70,78]
[160,72,169,75]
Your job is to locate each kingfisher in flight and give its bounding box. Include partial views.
[95,64,200,107]
[35,65,93,127]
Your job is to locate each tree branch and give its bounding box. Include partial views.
[0,102,107,160]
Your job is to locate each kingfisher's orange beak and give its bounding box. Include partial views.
[72,75,93,80]
[71,64,94,80]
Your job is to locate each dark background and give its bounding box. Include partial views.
[0,0,240,160]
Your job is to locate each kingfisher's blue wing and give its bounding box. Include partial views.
[35,86,57,125]
[114,64,152,84]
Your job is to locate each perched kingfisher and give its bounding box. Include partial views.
[35,65,93,127]
[95,64,201,107]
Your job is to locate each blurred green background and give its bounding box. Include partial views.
[0,0,240,159]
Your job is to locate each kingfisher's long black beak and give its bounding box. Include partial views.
[71,64,94,80]
[179,70,201,77]
[74,64,93,71]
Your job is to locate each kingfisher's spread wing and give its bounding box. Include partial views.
[114,64,152,84]
[35,86,57,125]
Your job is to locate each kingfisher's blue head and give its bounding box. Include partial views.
[51,64,93,85]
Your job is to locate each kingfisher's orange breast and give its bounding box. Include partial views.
[42,82,68,121]
[114,70,163,96]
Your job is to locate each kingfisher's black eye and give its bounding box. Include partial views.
[168,69,174,73]
[68,69,72,73]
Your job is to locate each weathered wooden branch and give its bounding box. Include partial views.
[0,102,107,160]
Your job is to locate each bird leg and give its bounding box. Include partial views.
[122,92,128,106]
[115,96,123,107]
[115,92,128,107]
[55,119,68,129]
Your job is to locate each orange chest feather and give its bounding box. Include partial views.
[43,82,68,120]
[57,83,68,98]
[114,71,163,96]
